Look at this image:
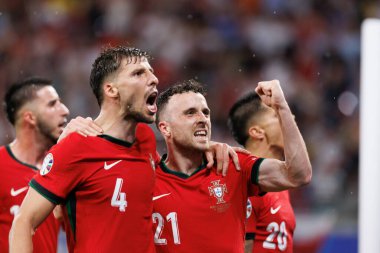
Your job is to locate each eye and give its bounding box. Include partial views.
[185,109,196,115]
[133,69,144,76]
[203,109,210,116]
[48,100,58,107]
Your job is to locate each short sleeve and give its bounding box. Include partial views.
[239,153,265,197]
[30,134,89,204]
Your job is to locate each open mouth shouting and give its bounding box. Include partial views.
[146,91,158,114]
[194,129,208,142]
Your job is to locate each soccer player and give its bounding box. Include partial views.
[9,46,160,253]
[151,79,311,252]
[228,92,296,253]
[9,46,238,253]
[0,77,69,252]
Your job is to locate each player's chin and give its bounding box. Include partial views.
[194,141,210,152]
[141,113,156,124]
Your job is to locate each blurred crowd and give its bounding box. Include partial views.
[1,0,379,236]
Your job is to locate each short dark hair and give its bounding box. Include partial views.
[90,45,151,106]
[4,77,53,125]
[228,92,264,145]
[156,79,207,124]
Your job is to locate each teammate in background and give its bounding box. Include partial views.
[0,77,69,252]
[9,46,239,253]
[228,92,297,253]
[151,79,311,252]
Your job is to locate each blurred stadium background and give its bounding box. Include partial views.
[1,0,379,252]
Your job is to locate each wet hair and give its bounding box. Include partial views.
[90,45,151,106]
[228,92,264,145]
[156,79,207,124]
[4,77,53,125]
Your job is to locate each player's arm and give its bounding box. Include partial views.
[9,188,56,253]
[244,239,253,253]
[256,80,312,192]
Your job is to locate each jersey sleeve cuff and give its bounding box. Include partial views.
[245,233,255,240]
[251,158,264,185]
[29,179,65,205]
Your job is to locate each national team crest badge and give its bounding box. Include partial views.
[40,153,54,176]
[208,180,228,204]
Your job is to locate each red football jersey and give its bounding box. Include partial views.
[152,152,264,253]
[0,145,60,253]
[246,191,296,253]
[31,129,158,253]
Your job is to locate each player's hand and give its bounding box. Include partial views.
[205,141,241,176]
[57,116,103,143]
[255,80,287,111]
[53,205,64,222]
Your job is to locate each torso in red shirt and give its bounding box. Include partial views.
[246,191,296,253]
[153,152,263,253]
[0,145,60,253]
[31,124,158,253]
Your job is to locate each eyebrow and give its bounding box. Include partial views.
[131,66,155,74]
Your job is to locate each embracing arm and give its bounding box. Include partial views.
[256,80,312,192]
[9,188,56,253]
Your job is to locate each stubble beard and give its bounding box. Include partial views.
[125,103,155,124]
[174,134,209,154]
[36,118,59,147]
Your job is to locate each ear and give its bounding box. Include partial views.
[248,125,265,140]
[22,110,37,126]
[103,82,118,98]
[158,121,171,137]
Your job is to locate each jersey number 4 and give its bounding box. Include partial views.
[111,178,127,212]
[152,212,181,245]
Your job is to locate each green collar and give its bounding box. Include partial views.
[159,154,207,179]
[5,145,39,171]
[98,134,134,148]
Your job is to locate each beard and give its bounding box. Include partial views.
[36,118,59,146]
[124,102,155,124]
[173,134,209,153]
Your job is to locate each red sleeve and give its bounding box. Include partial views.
[239,152,265,197]
[30,133,90,204]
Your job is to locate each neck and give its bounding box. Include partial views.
[245,139,284,160]
[10,127,54,169]
[164,142,204,176]
[95,106,138,143]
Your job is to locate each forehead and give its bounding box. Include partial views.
[34,86,59,102]
[168,92,208,111]
[120,57,152,71]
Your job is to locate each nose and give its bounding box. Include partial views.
[197,112,208,123]
[148,72,159,87]
[60,102,69,117]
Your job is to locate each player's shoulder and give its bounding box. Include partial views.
[235,151,261,164]
[136,123,156,142]
[0,145,6,155]
[0,145,11,165]
[135,123,157,152]
[52,132,101,154]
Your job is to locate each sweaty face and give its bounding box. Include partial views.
[161,92,211,152]
[32,86,69,143]
[113,57,159,124]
